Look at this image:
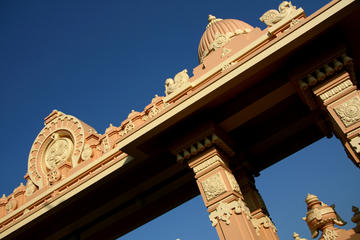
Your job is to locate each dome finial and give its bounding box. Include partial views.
[206,14,222,29]
[208,14,217,23]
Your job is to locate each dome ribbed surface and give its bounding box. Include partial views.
[198,15,254,63]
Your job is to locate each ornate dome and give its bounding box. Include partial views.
[198,15,255,63]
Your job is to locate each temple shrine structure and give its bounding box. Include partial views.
[0,0,359,239]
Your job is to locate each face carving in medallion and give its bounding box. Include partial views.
[44,133,73,170]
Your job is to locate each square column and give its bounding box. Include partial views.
[188,147,260,240]
[295,53,360,168]
[312,70,360,167]
[236,171,278,240]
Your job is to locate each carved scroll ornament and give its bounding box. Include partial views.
[260,1,298,27]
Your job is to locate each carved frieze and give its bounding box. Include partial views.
[334,96,360,127]
[201,173,227,201]
[319,80,353,101]
[193,155,224,174]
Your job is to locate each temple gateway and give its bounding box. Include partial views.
[1,0,359,239]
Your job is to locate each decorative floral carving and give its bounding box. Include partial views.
[44,133,73,170]
[103,135,110,152]
[5,197,17,213]
[233,198,251,220]
[165,69,190,96]
[47,169,61,185]
[120,120,135,136]
[209,199,252,227]
[201,173,227,201]
[322,229,338,240]
[225,171,240,193]
[334,96,360,127]
[210,32,230,50]
[260,1,297,27]
[251,216,277,235]
[81,144,93,161]
[209,201,232,226]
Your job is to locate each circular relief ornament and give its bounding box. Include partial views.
[334,96,360,127]
[27,112,85,188]
[44,133,73,170]
[210,32,230,50]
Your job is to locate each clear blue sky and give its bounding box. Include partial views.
[0,0,358,239]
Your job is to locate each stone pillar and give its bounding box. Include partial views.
[297,53,360,168]
[188,147,260,240]
[312,69,360,168]
[236,171,279,240]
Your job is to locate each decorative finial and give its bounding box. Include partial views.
[208,14,216,23]
[304,194,345,239]
[1,194,5,199]
[305,193,319,207]
[206,14,222,29]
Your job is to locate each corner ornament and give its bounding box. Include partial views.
[209,199,251,227]
[260,1,298,27]
[165,69,190,96]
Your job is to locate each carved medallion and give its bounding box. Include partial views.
[210,32,230,49]
[27,111,85,189]
[201,173,227,201]
[334,96,360,127]
[44,133,73,170]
